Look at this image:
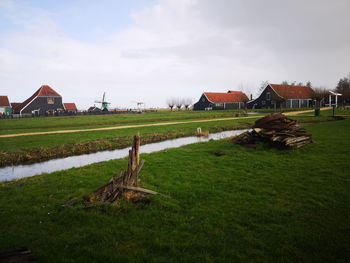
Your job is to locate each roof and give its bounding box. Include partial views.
[37,85,61,97]
[11,102,21,109]
[329,91,342,96]
[269,84,314,99]
[64,103,77,111]
[0,96,10,107]
[88,106,100,111]
[204,91,249,103]
[14,85,61,113]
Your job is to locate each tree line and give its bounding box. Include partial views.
[166,98,193,110]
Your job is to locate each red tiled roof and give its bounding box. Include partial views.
[37,85,61,97]
[64,103,77,111]
[11,102,21,109]
[204,91,249,103]
[269,84,314,99]
[0,96,10,107]
[14,85,61,113]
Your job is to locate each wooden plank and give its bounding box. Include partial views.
[128,160,143,186]
[118,185,159,195]
[126,149,132,183]
[137,159,145,174]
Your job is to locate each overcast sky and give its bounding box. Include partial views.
[0,0,349,109]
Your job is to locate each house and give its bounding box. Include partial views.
[247,84,314,109]
[13,85,64,116]
[88,106,102,113]
[64,103,78,115]
[193,91,249,110]
[0,96,12,117]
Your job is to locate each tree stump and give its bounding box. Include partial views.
[90,133,158,204]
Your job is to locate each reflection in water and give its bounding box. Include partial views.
[0,129,247,182]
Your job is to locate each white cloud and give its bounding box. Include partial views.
[0,0,349,109]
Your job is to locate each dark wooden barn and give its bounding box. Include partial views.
[247,84,314,109]
[13,85,64,116]
[193,91,249,110]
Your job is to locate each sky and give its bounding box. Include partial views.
[0,0,349,109]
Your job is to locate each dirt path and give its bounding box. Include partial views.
[284,107,330,116]
[0,108,331,138]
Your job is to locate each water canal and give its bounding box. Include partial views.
[0,129,247,182]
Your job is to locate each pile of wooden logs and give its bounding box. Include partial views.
[90,133,158,204]
[232,114,313,149]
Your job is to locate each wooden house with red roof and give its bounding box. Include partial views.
[193,91,249,110]
[0,96,12,116]
[13,85,65,116]
[64,103,78,115]
[247,84,315,109]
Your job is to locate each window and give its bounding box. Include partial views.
[47,98,54,104]
[262,100,266,105]
[266,92,270,100]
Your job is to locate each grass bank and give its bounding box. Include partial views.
[0,119,253,167]
[0,119,349,262]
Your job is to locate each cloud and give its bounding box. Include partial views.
[0,0,349,109]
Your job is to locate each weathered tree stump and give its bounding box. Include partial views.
[90,133,158,204]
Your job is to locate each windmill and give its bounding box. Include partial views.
[95,92,111,111]
[131,101,145,112]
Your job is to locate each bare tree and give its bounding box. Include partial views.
[239,83,255,101]
[175,98,183,110]
[335,73,350,106]
[238,83,253,112]
[313,87,329,109]
[183,98,192,110]
[166,98,176,111]
[258,80,269,95]
[241,94,249,112]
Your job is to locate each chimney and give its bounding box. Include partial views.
[250,94,253,100]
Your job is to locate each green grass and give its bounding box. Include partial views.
[0,110,255,134]
[0,107,318,135]
[0,119,349,262]
[0,108,345,167]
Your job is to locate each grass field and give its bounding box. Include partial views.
[0,118,349,262]
[0,108,319,135]
[0,108,345,167]
[0,110,254,135]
